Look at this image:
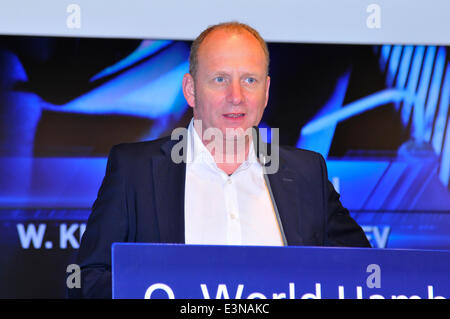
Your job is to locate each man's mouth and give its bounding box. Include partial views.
[223,113,245,118]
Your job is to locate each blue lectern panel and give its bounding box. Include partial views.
[112,243,449,299]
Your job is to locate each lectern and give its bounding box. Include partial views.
[112,243,449,299]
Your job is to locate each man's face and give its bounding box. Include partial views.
[183,28,270,140]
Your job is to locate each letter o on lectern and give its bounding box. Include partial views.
[144,283,175,299]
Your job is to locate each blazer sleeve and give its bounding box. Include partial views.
[68,145,129,298]
[317,154,371,248]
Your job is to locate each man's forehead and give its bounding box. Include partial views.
[200,28,260,51]
[196,28,267,69]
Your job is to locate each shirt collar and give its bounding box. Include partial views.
[186,118,260,171]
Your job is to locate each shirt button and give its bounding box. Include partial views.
[230,213,237,220]
[227,178,232,184]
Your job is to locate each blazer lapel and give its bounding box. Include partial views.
[267,169,302,246]
[267,157,305,246]
[151,138,186,244]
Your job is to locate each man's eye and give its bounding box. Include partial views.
[245,77,256,84]
[214,76,225,83]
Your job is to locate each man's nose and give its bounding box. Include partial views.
[227,80,244,105]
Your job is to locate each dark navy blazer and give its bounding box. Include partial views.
[70,136,370,298]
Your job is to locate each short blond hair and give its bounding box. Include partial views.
[189,21,270,79]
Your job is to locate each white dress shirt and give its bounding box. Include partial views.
[184,119,284,246]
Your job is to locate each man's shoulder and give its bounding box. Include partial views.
[109,136,172,161]
[279,144,323,164]
[276,144,327,178]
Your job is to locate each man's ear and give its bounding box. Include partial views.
[264,75,271,108]
[182,73,196,108]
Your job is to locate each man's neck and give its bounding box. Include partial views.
[192,121,253,175]
[217,145,249,175]
[208,137,251,175]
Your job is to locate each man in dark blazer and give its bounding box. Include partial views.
[71,22,370,299]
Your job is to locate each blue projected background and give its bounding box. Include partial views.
[0,36,449,298]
